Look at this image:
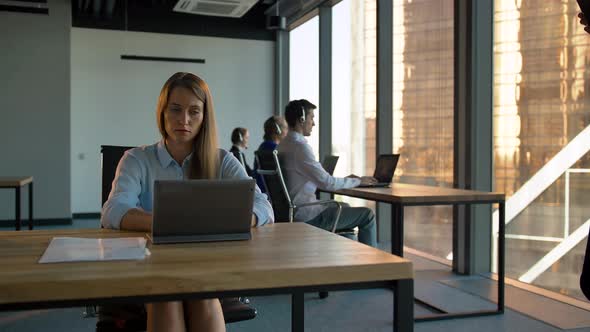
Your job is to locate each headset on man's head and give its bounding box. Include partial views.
[299,104,306,123]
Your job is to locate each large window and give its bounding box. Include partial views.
[331,0,376,207]
[393,0,455,259]
[494,0,590,301]
[329,0,453,256]
[289,17,320,157]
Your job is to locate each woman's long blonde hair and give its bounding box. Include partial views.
[156,72,219,179]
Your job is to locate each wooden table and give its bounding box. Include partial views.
[0,223,414,332]
[0,177,33,230]
[323,183,505,321]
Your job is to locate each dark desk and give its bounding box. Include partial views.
[0,177,33,230]
[324,183,505,321]
[0,223,414,332]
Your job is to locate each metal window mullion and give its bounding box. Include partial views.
[319,5,332,160]
[376,0,393,243]
[453,0,494,275]
[276,30,290,115]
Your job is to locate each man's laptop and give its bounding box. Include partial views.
[150,179,255,244]
[357,154,400,188]
[321,155,339,175]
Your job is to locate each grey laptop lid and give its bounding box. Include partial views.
[321,155,339,176]
[151,179,255,244]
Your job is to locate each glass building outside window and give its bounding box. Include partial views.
[331,0,376,209]
[494,0,590,301]
[330,0,454,256]
[392,0,455,259]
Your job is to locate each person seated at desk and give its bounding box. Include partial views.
[101,72,274,332]
[229,127,253,176]
[277,99,378,247]
[254,115,288,192]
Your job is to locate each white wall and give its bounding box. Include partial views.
[71,28,275,213]
[0,1,71,220]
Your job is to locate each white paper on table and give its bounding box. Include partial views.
[39,237,148,263]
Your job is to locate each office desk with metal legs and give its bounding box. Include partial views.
[0,177,33,230]
[0,223,414,332]
[324,183,505,321]
[391,199,505,321]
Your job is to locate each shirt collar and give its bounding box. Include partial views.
[287,131,305,142]
[157,139,192,168]
[233,144,244,152]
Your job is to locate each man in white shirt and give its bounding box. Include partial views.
[277,99,377,247]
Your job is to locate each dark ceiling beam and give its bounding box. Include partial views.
[264,0,340,29]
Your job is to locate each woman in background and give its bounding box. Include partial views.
[253,115,288,192]
[229,127,253,176]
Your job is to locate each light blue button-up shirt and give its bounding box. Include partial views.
[101,140,274,229]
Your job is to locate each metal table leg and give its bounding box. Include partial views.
[28,182,33,230]
[394,279,414,332]
[15,186,21,231]
[394,200,505,321]
[391,203,404,256]
[498,200,505,312]
[292,292,304,332]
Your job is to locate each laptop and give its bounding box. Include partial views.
[357,154,400,188]
[321,155,339,176]
[150,179,256,244]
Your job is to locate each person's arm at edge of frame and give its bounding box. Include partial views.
[579,12,590,34]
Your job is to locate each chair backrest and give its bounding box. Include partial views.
[254,150,293,223]
[100,145,135,206]
[97,145,142,326]
[231,150,247,170]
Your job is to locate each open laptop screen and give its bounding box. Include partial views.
[373,154,400,183]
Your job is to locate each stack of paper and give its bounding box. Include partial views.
[39,237,149,263]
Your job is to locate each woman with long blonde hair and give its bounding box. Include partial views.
[101,72,274,332]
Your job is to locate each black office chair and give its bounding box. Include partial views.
[255,150,343,230]
[255,150,355,299]
[91,145,257,331]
